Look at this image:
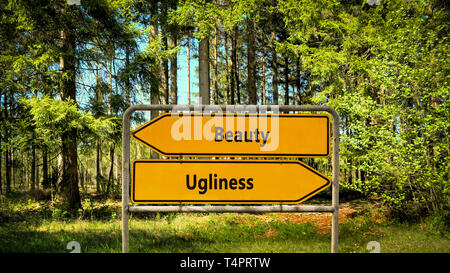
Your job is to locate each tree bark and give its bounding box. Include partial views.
[234,26,241,104]
[95,140,103,193]
[199,37,210,104]
[186,37,191,105]
[107,145,114,195]
[247,18,257,105]
[213,24,219,104]
[260,53,266,105]
[230,30,236,104]
[160,2,169,105]
[0,136,2,194]
[169,38,177,104]
[284,56,289,105]
[114,146,118,178]
[270,28,278,104]
[35,149,39,190]
[4,92,11,193]
[30,142,36,191]
[42,147,49,189]
[58,12,81,209]
[169,1,178,105]
[85,157,89,192]
[225,33,231,105]
[11,148,15,189]
[0,95,2,194]
[125,43,131,108]
[296,56,302,105]
[78,161,84,193]
[150,0,160,159]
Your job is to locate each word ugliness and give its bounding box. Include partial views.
[186,174,254,194]
[214,127,271,147]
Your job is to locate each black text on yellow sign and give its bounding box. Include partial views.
[131,160,331,204]
[131,113,330,157]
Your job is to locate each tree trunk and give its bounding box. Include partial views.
[20,151,25,188]
[225,33,231,105]
[96,140,103,193]
[169,0,178,105]
[296,56,302,105]
[125,43,131,108]
[4,92,11,193]
[35,149,40,190]
[58,21,81,209]
[199,37,210,104]
[31,143,36,191]
[247,18,257,105]
[284,56,289,106]
[230,30,236,104]
[160,2,169,105]
[270,29,278,104]
[108,60,113,115]
[213,24,219,104]
[85,157,89,192]
[234,26,241,104]
[11,149,15,190]
[169,42,177,104]
[186,37,191,105]
[0,136,2,194]
[42,147,49,189]
[26,155,29,190]
[0,96,2,194]
[107,145,114,195]
[161,56,169,104]
[150,0,160,159]
[114,147,118,181]
[260,53,266,105]
[79,161,84,193]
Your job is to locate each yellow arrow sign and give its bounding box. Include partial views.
[132,113,330,157]
[131,160,331,204]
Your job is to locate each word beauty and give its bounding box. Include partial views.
[131,160,331,204]
[132,113,330,157]
[214,127,270,147]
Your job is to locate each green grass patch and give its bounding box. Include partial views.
[0,192,449,253]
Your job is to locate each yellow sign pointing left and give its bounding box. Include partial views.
[131,160,330,204]
[132,113,330,157]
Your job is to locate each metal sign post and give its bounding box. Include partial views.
[122,105,339,253]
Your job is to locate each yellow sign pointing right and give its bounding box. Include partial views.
[131,160,331,204]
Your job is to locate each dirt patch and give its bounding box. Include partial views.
[235,214,275,226]
[233,203,381,235]
[271,206,363,234]
[262,228,278,238]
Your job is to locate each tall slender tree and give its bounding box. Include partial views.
[247,17,257,105]
[57,3,81,209]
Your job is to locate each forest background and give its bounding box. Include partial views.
[0,0,449,252]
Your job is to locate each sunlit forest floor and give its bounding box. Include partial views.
[0,191,449,253]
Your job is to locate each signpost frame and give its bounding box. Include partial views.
[122,105,339,253]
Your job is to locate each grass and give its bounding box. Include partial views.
[0,191,449,253]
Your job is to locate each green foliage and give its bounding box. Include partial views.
[1,0,448,219]
[51,208,69,220]
[278,0,449,217]
[20,96,118,147]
